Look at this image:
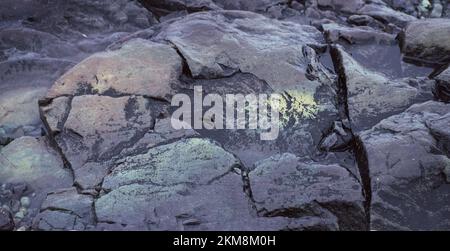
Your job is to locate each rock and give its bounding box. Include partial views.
[347,15,386,30]
[34,188,94,231]
[1,0,155,36]
[95,138,237,228]
[150,10,341,165]
[317,0,365,13]
[0,137,73,206]
[357,101,450,230]
[38,39,186,192]
[434,66,450,102]
[45,39,182,101]
[398,19,450,66]
[249,153,367,230]
[153,10,325,91]
[382,0,419,16]
[95,138,309,230]
[322,23,395,44]
[0,208,14,231]
[45,95,155,182]
[0,87,47,144]
[138,0,220,17]
[330,45,433,131]
[139,0,290,17]
[357,3,417,28]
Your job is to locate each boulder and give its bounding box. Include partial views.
[153,10,325,91]
[45,39,182,101]
[357,3,417,28]
[399,19,450,66]
[323,23,395,44]
[249,153,367,230]
[357,101,450,230]
[331,45,433,131]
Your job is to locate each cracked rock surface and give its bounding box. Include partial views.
[1,0,450,231]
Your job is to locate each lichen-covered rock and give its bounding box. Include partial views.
[249,153,367,231]
[44,95,155,185]
[45,39,182,101]
[96,138,340,230]
[331,45,433,131]
[149,10,340,165]
[357,101,450,230]
[95,138,241,228]
[34,188,94,231]
[399,19,450,66]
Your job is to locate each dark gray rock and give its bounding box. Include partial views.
[317,0,365,13]
[357,101,450,230]
[323,23,395,44]
[0,137,73,228]
[331,45,433,131]
[249,153,367,230]
[399,19,450,66]
[434,65,450,102]
[357,3,417,28]
[0,208,14,231]
[34,188,94,231]
[38,39,185,192]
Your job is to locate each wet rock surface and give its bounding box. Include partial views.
[0,0,449,231]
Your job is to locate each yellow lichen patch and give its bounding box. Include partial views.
[267,90,320,127]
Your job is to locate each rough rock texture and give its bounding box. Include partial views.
[0,0,156,143]
[34,188,95,231]
[357,101,450,230]
[45,39,182,101]
[95,138,301,230]
[434,65,450,102]
[250,153,367,230]
[331,45,433,131]
[154,11,325,90]
[1,0,450,232]
[0,137,73,228]
[0,208,14,231]
[0,137,72,198]
[399,19,450,66]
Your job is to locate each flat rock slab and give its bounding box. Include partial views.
[358,101,450,230]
